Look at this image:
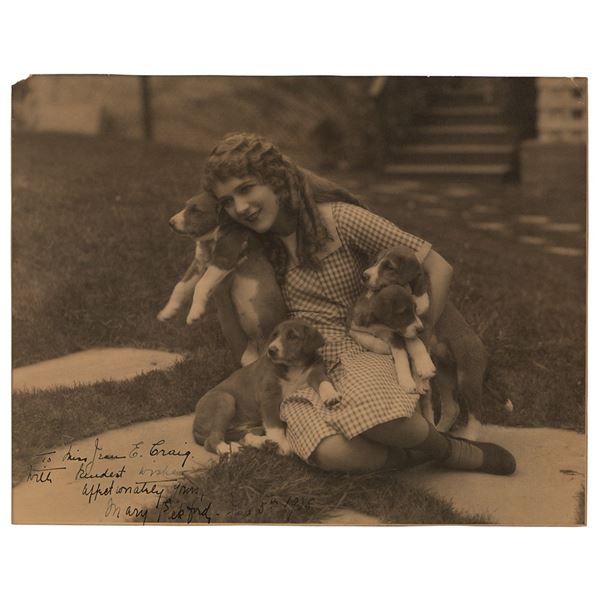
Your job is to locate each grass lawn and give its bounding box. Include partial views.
[12,132,586,521]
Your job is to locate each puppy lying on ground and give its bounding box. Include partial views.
[193,319,340,456]
[157,193,286,366]
[355,245,512,439]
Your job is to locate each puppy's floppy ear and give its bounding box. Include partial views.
[212,223,251,270]
[371,292,396,327]
[301,325,325,357]
[372,286,414,330]
[216,203,235,226]
[409,269,428,297]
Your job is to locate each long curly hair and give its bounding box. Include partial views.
[204,132,365,280]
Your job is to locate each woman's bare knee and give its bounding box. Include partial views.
[311,434,387,472]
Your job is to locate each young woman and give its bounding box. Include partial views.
[203,132,516,475]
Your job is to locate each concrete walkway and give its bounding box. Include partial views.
[398,425,586,525]
[13,348,185,393]
[13,416,585,525]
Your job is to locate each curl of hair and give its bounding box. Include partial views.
[204,132,366,281]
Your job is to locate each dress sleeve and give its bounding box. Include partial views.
[333,202,432,263]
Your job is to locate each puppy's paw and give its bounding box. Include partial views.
[157,305,179,321]
[186,303,207,325]
[414,376,430,396]
[215,441,242,456]
[319,381,342,408]
[396,373,418,394]
[265,428,293,456]
[275,438,293,456]
[242,432,267,448]
[413,356,437,380]
[323,393,342,409]
[415,364,436,380]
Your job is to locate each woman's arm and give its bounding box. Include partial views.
[421,249,453,345]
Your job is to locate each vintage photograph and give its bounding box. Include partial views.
[11,75,587,525]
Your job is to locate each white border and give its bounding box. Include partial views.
[2,2,597,599]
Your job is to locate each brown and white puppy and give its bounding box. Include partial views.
[359,246,436,393]
[360,245,513,440]
[193,319,340,456]
[157,193,286,366]
[349,283,436,395]
[362,245,431,316]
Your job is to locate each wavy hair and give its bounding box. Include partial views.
[204,132,365,280]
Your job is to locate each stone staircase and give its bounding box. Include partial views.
[385,78,518,180]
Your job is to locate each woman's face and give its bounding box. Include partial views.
[213,176,281,234]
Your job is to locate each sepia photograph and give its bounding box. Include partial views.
[11,74,587,526]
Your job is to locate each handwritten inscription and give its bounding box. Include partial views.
[27,451,66,484]
[24,437,317,524]
[26,437,201,523]
[149,439,191,468]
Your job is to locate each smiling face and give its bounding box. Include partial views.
[213,176,282,234]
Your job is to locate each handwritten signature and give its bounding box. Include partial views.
[22,437,317,525]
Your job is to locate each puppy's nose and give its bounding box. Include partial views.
[267,346,278,358]
[169,217,176,228]
[362,270,370,281]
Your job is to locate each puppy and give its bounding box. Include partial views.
[349,284,436,395]
[193,319,340,456]
[362,245,431,316]
[157,193,287,366]
[357,245,436,393]
[360,245,512,439]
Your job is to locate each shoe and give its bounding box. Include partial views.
[441,435,517,476]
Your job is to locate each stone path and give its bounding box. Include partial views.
[398,425,585,525]
[13,415,585,525]
[368,179,585,259]
[13,348,185,393]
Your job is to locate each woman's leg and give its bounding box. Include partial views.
[311,434,410,473]
[362,412,516,475]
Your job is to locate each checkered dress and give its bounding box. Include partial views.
[280,202,432,461]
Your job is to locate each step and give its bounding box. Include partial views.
[429,106,503,116]
[392,143,515,165]
[429,91,497,106]
[414,125,512,135]
[401,143,514,153]
[409,125,515,145]
[417,111,508,126]
[384,163,512,178]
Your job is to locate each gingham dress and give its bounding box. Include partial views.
[280,202,432,461]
